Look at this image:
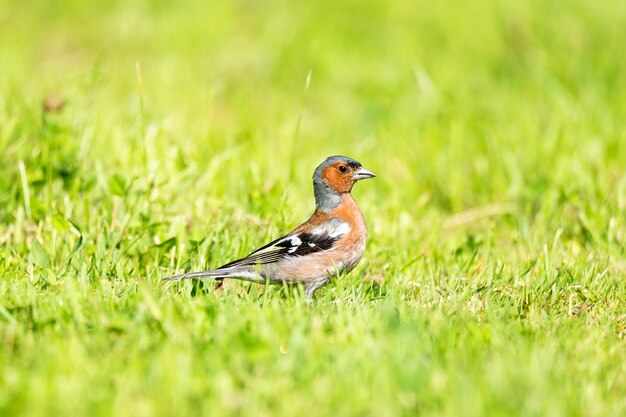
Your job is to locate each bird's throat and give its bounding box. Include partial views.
[314,184,342,212]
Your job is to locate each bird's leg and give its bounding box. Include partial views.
[213,278,225,292]
[304,282,322,303]
[304,287,315,304]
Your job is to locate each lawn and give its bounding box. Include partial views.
[1,0,625,416]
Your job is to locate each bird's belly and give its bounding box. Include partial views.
[261,242,366,285]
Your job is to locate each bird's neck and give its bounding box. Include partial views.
[314,182,343,212]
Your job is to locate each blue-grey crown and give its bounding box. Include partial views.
[313,155,361,181]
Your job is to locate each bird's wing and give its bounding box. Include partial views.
[218,219,350,269]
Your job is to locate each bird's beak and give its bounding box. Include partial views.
[352,166,376,181]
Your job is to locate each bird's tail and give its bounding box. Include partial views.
[163,266,256,282]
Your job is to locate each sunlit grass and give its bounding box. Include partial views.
[1,0,626,416]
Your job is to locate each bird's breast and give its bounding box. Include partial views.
[331,194,368,271]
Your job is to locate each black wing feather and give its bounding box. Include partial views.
[277,232,337,255]
[217,231,340,269]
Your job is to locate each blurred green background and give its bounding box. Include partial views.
[3,0,625,202]
[1,1,626,416]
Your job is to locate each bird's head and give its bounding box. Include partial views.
[312,155,375,210]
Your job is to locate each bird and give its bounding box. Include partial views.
[164,155,376,299]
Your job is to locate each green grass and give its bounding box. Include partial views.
[1,0,626,416]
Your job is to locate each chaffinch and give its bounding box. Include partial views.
[165,155,376,299]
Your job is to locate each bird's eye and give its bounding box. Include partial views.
[339,165,348,173]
